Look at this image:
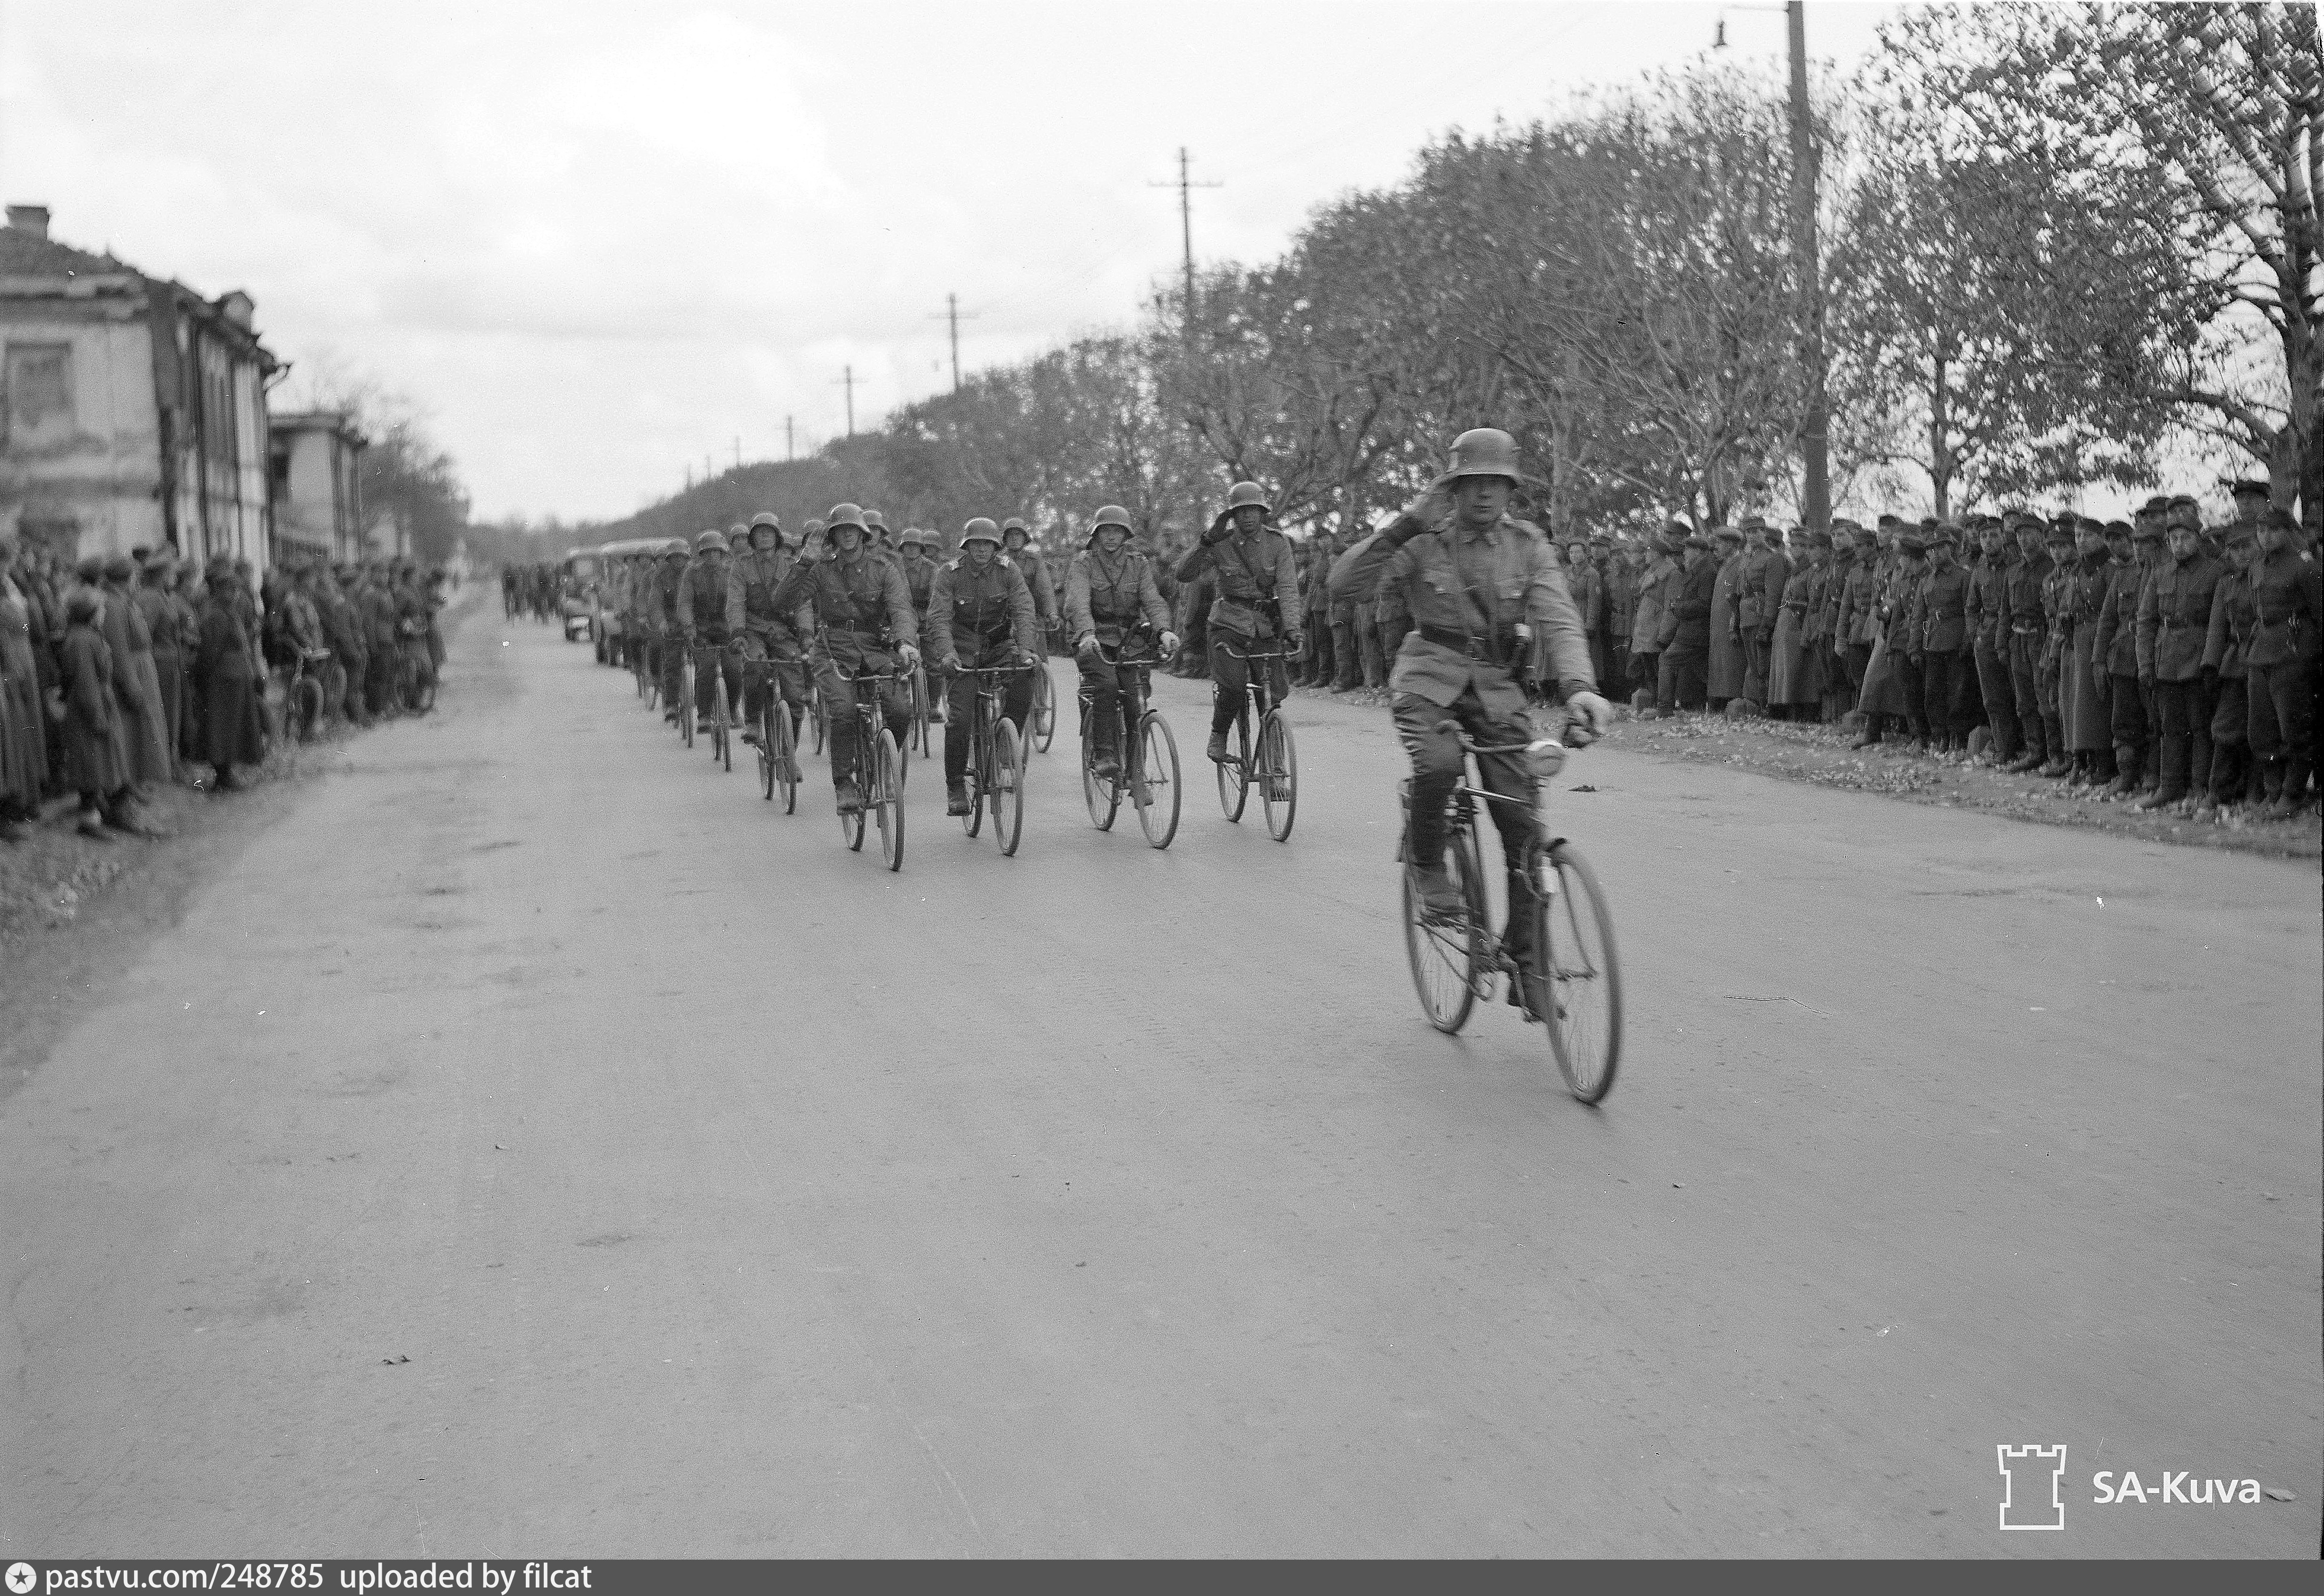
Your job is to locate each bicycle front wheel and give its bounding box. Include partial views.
[1535,842,1622,1103]
[1135,712,1180,850]
[810,687,826,756]
[1081,706,1120,831]
[775,701,798,813]
[1216,709,1249,821]
[992,717,1025,856]
[1402,825,1487,1034]
[961,720,986,838]
[875,729,905,871]
[680,660,696,748]
[1258,711,1296,841]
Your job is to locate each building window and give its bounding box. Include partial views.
[2,343,75,452]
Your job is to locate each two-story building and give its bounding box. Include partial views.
[268,410,368,563]
[0,203,280,567]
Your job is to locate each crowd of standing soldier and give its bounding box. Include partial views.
[1604,481,2318,824]
[0,530,450,844]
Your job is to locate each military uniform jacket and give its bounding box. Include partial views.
[674,558,733,642]
[1783,562,1829,642]
[924,556,1038,664]
[2004,552,2051,635]
[1837,558,1882,647]
[900,553,937,615]
[1632,555,1676,648]
[1966,554,2012,649]
[1064,547,1170,644]
[1664,557,1716,649]
[2092,558,2149,674]
[1918,564,1971,654]
[2242,547,2321,668]
[2203,566,2257,675]
[1007,549,1055,622]
[1741,549,1790,637]
[1567,560,1604,633]
[725,549,812,647]
[2065,555,2111,651]
[2135,552,2225,681]
[766,549,917,645]
[1603,560,1636,640]
[1331,511,1594,711]
[1179,525,1302,644]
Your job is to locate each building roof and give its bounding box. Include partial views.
[0,224,137,281]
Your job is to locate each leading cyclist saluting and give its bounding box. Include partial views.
[1329,428,1611,974]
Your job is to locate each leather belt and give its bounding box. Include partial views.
[1417,623,1509,662]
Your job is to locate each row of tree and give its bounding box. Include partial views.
[573,2,2315,556]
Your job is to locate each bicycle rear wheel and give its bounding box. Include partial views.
[961,716,986,838]
[1216,708,1250,821]
[992,718,1025,856]
[810,686,826,756]
[1535,841,1622,1103]
[1081,704,1120,831]
[775,700,798,812]
[1135,711,1180,850]
[1031,665,1055,753]
[680,659,696,748]
[875,730,905,871]
[713,675,732,770]
[1258,710,1296,841]
[295,678,324,743]
[1402,823,1487,1034]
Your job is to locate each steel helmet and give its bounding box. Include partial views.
[1225,481,1270,515]
[695,529,729,555]
[960,517,1002,548]
[863,509,889,536]
[1089,505,1132,533]
[896,527,927,551]
[747,512,782,544]
[1441,428,1522,484]
[825,503,869,535]
[1000,516,1030,544]
[661,539,690,560]
[728,523,748,542]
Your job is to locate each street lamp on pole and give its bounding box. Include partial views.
[1716,1,1830,532]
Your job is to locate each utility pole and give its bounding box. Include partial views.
[929,293,980,393]
[786,415,795,462]
[834,366,856,438]
[734,435,742,472]
[1716,4,1827,529]
[1150,147,1221,347]
[1787,0,1828,532]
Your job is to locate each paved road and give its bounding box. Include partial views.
[4,602,2316,1557]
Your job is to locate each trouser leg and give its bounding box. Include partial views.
[1209,640,1251,737]
[2110,672,2146,780]
[1976,638,2017,757]
[1920,654,1954,744]
[2152,679,2192,801]
[1391,694,1468,875]
[1330,619,1359,689]
[819,661,860,784]
[2254,661,2313,798]
[1360,618,1386,688]
[943,670,973,784]
[1081,653,1122,759]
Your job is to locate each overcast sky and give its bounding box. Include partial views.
[4,1,1901,523]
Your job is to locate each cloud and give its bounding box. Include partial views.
[3,1,1902,519]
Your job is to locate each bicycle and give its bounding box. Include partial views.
[1213,643,1297,841]
[952,660,1031,856]
[830,664,908,871]
[1078,635,1179,849]
[748,653,803,814]
[909,663,935,762]
[1398,713,1621,1103]
[677,652,696,748]
[286,646,332,744]
[396,631,436,715]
